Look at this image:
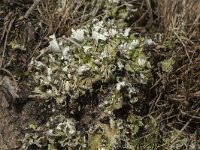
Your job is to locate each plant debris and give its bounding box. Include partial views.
[0,0,200,149]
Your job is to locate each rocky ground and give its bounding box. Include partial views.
[0,74,41,149]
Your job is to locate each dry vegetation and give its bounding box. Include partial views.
[0,0,200,149]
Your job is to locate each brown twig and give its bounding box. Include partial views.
[0,15,16,68]
[24,0,41,19]
[0,68,18,90]
[172,30,192,63]
[171,118,191,143]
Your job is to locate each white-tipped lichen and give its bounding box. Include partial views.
[30,18,152,104]
[26,1,155,149]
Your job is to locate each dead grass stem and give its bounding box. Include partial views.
[157,0,200,40]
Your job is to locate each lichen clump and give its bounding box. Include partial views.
[30,19,151,104]
[26,17,154,149]
[22,116,83,149]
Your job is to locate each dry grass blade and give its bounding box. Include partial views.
[36,0,85,36]
[24,0,41,19]
[0,14,16,68]
[157,0,200,40]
